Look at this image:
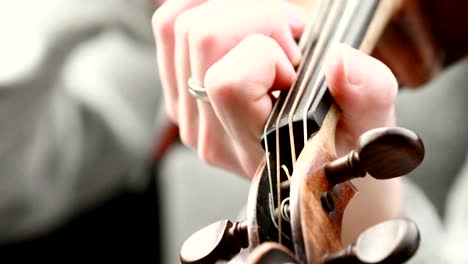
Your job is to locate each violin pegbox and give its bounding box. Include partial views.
[289,106,424,263]
[320,127,424,264]
[289,106,358,263]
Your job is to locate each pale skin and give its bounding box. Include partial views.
[152,0,401,245]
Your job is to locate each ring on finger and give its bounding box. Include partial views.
[188,77,209,103]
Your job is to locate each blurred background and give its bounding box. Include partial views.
[0,0,467,263]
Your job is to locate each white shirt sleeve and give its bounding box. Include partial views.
[0,0,161,242]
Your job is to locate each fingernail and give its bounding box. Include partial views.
[325,43,344,79]
[342,45,364,86]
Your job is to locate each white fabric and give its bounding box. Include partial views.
[0,0,160,242]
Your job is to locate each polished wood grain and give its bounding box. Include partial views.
[324,127,425,186]
[290,106,358,263]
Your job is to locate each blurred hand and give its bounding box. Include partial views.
[152,0,397,178]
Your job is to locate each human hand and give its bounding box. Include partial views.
[152,0,397,178]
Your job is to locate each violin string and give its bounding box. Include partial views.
[287,0,339,165]
[264,0,343,244]
[260,0,379,247]
[262,1,312,229]
[261,0,326,243]
[263,96,279,229]
[261,25,308,239]
[272,0,328,244]
[272,0,342,240]
[298,0,325,55]
[302,0,360,143]
[261,0,359,245]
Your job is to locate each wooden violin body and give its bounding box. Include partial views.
[174,0,468,263]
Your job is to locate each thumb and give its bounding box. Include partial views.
[325,43,398,154]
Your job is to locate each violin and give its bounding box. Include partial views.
[159,0,468,263]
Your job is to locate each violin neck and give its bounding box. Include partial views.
[261,0,401,164]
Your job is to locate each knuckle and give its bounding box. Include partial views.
[204,66,236,103]
[188,24,217,54]
[198,147,216,166]
[267,3,282,21]
[151,8,174,41]
[243,33,266,44]
[203,66,221,92]
[242,34,278,52]
[174,12,193,39]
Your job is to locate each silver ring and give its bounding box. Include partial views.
[188,77,209,102]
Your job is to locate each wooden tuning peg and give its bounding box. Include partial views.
[323,218,420,264]
[247,242,299,264]
[180,220,249,264]
[324,127,424,186]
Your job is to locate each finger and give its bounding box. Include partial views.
[186,0,305,168]
[189,0,307,80]
[325,43,398,154]
[175,3,240,169]
[204,34,297,176]
[151,0,208,122]
[173,5,214,149]
[197,106,242,174]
